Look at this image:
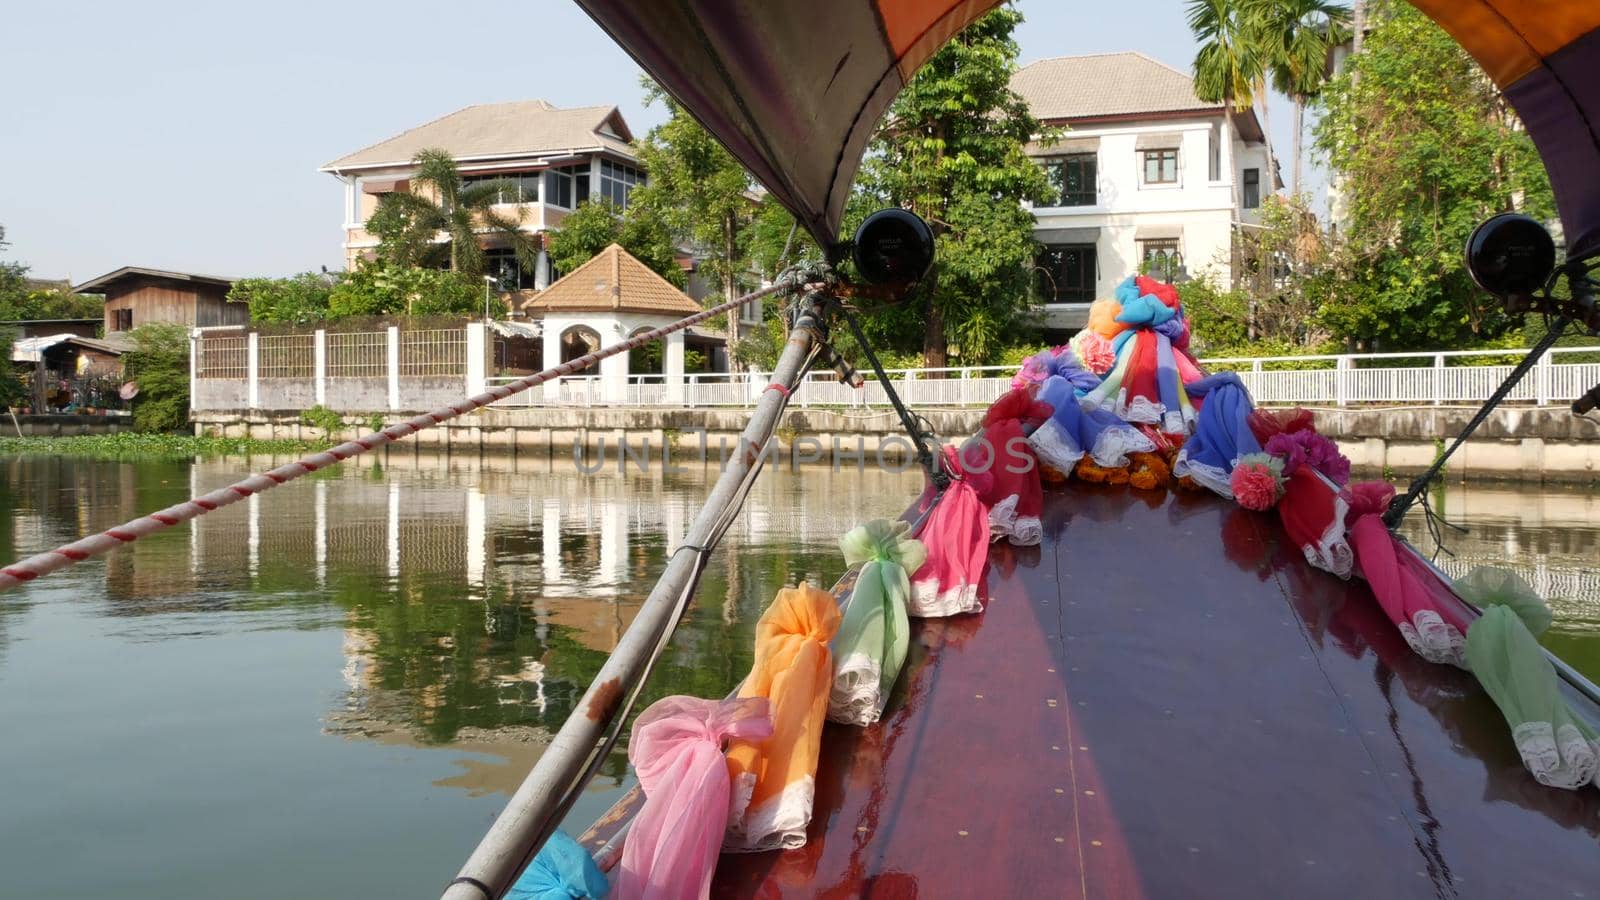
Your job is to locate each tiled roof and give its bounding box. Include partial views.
[1011,52,1221,120]
[322,100,636,172]
[526,244,703,316]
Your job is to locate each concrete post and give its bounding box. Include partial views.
[599,339,629,404]
[246,332,260,411]
[313,329,327,407]
[188,328,199,418]
[1433,354,1445,406]
[665,330,686,405]
[542,323,563,402]
[1335,356,1350,407]
[465,322,488,398]
[386,326,401,411]
[1535,348,1554,406]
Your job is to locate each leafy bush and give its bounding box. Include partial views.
[122,323,191,433]
[299,405,344,435]
[231,273,335,324]
[327,263,485,319]
[0,329,25,407]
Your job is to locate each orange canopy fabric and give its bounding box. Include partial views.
[577,0,1600,257]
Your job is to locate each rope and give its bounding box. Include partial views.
[0,283,787,593]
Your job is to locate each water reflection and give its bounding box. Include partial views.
[0,453,923,799]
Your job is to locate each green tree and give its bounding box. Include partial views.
[370,149,541,279]
[123,323,191,432]
[1250,0,1351,196]
[1188,0,1268,211]
[855,7,1055,368]
[629,82,773,366]
[1314,1,1552,350]
[230,272,336,324]
[545,199,684,286]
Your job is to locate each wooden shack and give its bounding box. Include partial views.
[74,267,242,333]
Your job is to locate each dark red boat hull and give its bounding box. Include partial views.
[703,484,1600,898]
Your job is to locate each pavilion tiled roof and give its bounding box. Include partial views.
[526,244,703,316]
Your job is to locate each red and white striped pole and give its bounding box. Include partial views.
[0,284,786,592]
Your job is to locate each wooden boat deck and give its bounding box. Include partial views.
[589,483,1600,897]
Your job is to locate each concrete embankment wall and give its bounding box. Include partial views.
[192,404,1600,484]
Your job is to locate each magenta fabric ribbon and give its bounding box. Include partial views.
[617,696,772,899]
[1346,482,1474,669]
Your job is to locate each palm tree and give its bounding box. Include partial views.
[1187,0,1267,213]
[372,148,542,283]
[1250,0,1352,196]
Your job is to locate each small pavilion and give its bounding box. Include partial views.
[523,244,718,403]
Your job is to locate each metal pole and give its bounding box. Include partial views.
[443,293,825,900]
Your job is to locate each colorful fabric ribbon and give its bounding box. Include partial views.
[829,520,926,726]
[1466,605,1600,790]
[724,584,841,852]
[616,696,772,899]
[909,446,987,617]
[1346,481,1471,667]
[510,831,609,900]
[1174,373,1262,498]
[1277,465,1353,578]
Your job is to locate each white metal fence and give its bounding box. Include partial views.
[483,346,1600,409]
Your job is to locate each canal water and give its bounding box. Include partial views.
[0,453,1595,898]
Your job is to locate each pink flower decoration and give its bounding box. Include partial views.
[1265,429,1350,486]
[1231,461,1283,511]
[1070,331,1116,376]
[1010,355,1050,390]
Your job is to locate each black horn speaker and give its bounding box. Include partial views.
[1465,213,1556,304]
[852,208,935,287]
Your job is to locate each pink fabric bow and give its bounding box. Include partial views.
[1344,481,1473,669]
[617,696,773,900]
[910,447,989,616]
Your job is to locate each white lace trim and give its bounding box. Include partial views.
[727,770,757,825]
[1088,426,1156,468]
[1511,721,1600,790]
[987,494,1020,542]
[828,650,883,726]
[1172,451,1233,499]
[1160,408,1188,435]
[1397,609,1468,669]
[1011,515,1042,547]
[1027,418,1084,475]
[1117,391,1166,426]
[909,578,982,617]
[1299,489,1353,580]
[724,775,817,852]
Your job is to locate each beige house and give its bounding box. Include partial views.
[1011,52,1276,335]
[321,100,646,295]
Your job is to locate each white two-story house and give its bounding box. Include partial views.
[1011,52,1276,334]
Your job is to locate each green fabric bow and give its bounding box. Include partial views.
[1454,565,1553,637]
[1466,605,1599,790]
[829,519,927,725]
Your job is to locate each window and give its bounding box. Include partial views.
[1242,168,1261,209]
[461,172,540,204]
[599,159,643,209]
[740,296,761,326]
[484,248,537,291]
[1038,244,1097,303]
[1140,239,1183,283]
[111,308,132,331]
[1142,148,1178,185]
[543,164,590,209]
[1043,153,1097,206]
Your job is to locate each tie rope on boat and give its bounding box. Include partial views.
[0,281,789,593]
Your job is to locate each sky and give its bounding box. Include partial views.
[1,0,1319,283]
